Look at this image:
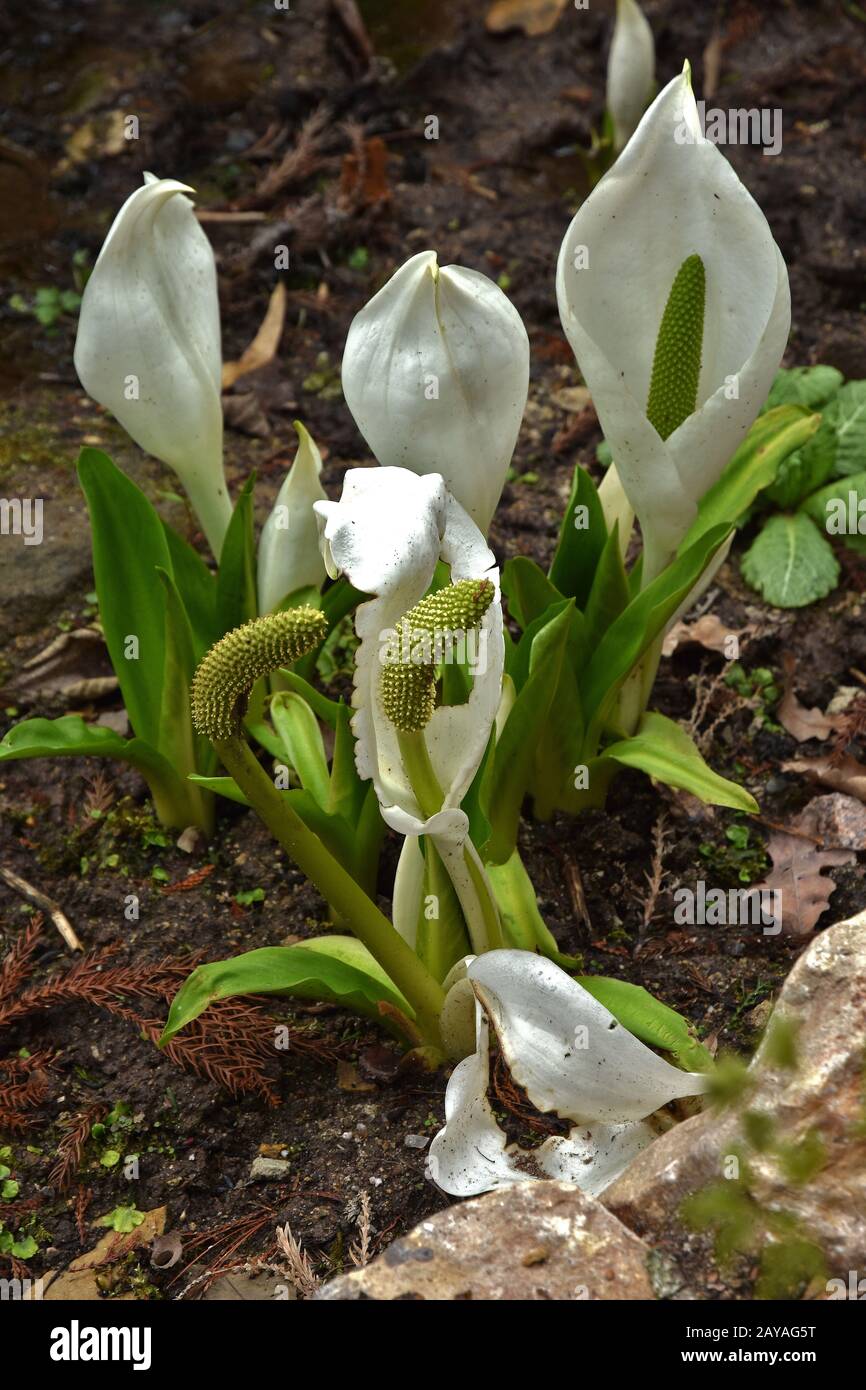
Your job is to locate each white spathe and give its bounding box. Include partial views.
[74,172,230,557]
[341,250,529,535]
[257,422,327,614]
[607,0,655,153]
[427,950,710,1198]
[315,467,504,951]
[557,67,791,584]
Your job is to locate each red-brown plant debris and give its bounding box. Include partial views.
[0,1050,53,1132]
[0,922,342,1111]
[48,1104,107,1192]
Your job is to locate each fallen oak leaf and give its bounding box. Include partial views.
[782,754,866,804]
[751,801,856,937]
[662,614,750,659]
[777,652,843,742]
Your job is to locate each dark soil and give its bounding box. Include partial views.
[1,0,864,1299]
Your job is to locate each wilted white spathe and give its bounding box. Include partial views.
[341,250,529,535]
[557,67,790,585]
[74,172,230,557]
[606,0,655,153]
[257,422,327,615]
[427,951,710,1198]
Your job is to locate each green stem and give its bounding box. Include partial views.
[215,733,446,1051]
[398,729,503,954]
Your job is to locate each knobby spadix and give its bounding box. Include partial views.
[341,251,529,535]
[557,67,790,585]
[428,951,710,1198]
[74,173,230,557]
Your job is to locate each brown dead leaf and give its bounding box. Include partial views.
[782,754,866,804]
[337,1060,375,1093]
[753,801,856,936]
[70,1205,166,1272]
[339,136,390,208]
[662,615,749,659]
[222,283,286,389]
[486,0,568,37]
[2,628,117,702]
[777,653,843,742]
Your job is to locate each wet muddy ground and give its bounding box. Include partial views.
[0,0,864,1297]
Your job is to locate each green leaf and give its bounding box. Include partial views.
[741,513,840,608]
[763,418,837,509]
[96,1205,145,1233]
[580,524,731,735]
[501,557,562,631]
[548,463,608,606]
[601,711,758,812]
[276,671,342,728]
[161,520,218,658]
[683,407,820,544]
[328,701,365,822]
[0,716,199,827]
[482,601,574,864]
[10,1235,38,1259]
[270,691,330,807]
[801,469,866,553]
[576,975,714,1073]
[825,380,866,475]
[486,849,579,965]
[764,365,843,413]
[416,840,470,983]
[155,569,210,793]
[582,521,630,651]
[78,448,171,748]
[215,475,257,633]
[160,941,411,1045]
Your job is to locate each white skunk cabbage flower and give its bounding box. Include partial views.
[314,468,503,946]
[341,250,529,535]
[557,67,790,585]
[427,951,711,1198]
[257,422,327,614]
[607,0,655,153]
[74,172,230,557]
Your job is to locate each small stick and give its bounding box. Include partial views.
[0,867,82,951]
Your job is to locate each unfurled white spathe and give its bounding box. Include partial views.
[607,0,655,153]
[257,422,327,614]
[557,68,791,585]
[315,468,504,951]
[74,172,230,557]
[341,251,529,535]
[427,951,710,1198]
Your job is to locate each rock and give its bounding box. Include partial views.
[249,1156,291,1182]
[316,1180,657,1300]
[603,911,866,1277]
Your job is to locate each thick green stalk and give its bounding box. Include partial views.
[215,734,446,1050]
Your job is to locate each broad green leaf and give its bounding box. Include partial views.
[155,570,213,825]
[801,470,866,554]
[0,715,197,827]
[329,701,365,822]
[276,670,342,728]
[160,941,412,1045]
[548,463,608,607]
[601,711,758,812]
[580,525,731,734]
[682,407,819,545]
[576,974,714,1072]
[78,448,171,748]
[416,839,470,983]
[501,557,562,631]
[270,691,330,807]
[825,380,866,476]
[487,849,579,966]
[741,513,839,608]
[215,475,257,633]
[582,521,629,651]
[482,601,574,864]
[161,520,217,658]
[763,365,843,413]
[763,418,837,509]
